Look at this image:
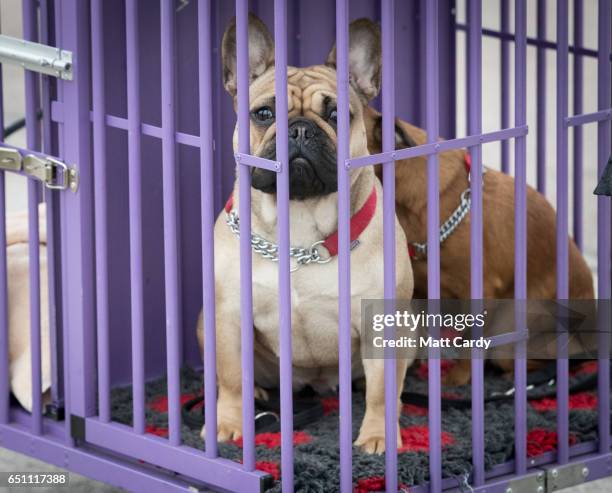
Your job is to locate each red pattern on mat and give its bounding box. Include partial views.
[321,396,340,415]
[148,393,202,413]
[530,392,597,412]
[354,476,410,492]
[256,461,280,481]
[526,428,577,457]
[145,424,169,437]
[403,403,428,416]
[399,425,455,453]
[234,431,312,449]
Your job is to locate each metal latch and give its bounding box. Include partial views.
[0,147,78,192]
[24,155,79,192]
[0,34,72,80]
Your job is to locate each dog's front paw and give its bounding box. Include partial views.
[217,419,243,442]
[354,421,402,454]
[201,417,243,442]
[354,433,387,454]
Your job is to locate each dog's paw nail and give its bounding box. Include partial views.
[354,436,386,454]
[217,423,242,442]
[254,386,269,401]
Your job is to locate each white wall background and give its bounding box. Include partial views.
[455,0,605,283]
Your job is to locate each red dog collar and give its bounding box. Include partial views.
[224,186,377,260]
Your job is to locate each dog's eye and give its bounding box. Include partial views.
[252,106,274,124]
[328,108,338,124]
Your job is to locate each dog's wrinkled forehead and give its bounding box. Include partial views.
[248,65,359,116]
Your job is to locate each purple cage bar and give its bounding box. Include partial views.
[273,0,295,490]
[557,0,571,466]
[161,0,182,447]
[236,0,256,471]
[92,0,111,425]
[335,0,353,490]
[514,0,528,476]
[0,14,7,428]
[126,0,146,435]
[23,0,43,437]
[425,2,443,493]
[0,1,611,493]
[381,0,398,491]
[468,0,485,486]
[198,0,218,459]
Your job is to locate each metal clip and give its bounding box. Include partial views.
[0,147,23,171]
[23,154,79,192]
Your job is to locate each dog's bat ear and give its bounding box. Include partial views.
[326,18,381,103]
[222,13,275,97]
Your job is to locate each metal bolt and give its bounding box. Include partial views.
[391,151,397,159]
[582,467,589,478]
[344,160,351,169]
[537,486,544,493]
[551,469,559,478]
[275,162,281,171]
[505,488,512,493]
[537,472,545,482]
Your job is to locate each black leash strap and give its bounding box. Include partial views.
[401,360,603,410]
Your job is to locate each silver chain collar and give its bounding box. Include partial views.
[409,188,472,258]
[227,175,476,266]
[225,210,333,272]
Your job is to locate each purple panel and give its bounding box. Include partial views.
[92,0,111,423]
[273,0,295,490]
[597,0,611,455]
[556,0,570,466]
[126,0,146,434]
[23,0,43,436]
[160,0,183,446]
[381,1,398,489]
[174,1,204,368]
[101,0,135,386]
[425,1,442,492]
[235,0,256,471]
[467,0,484,486]
[438,0,457,139]
[198,0,218,459]
[514,0,528,475]
[335,0,353,490]
[536,0,547,194]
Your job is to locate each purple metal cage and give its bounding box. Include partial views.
[0,0,611,492]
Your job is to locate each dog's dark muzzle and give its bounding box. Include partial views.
[251,118,338,200]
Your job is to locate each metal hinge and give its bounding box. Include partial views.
[0,147,79,192]
[506,470,546,493]
[0,34,72,80]
[547,462,590,491]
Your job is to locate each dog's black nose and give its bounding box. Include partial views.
[289,118,317,146]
